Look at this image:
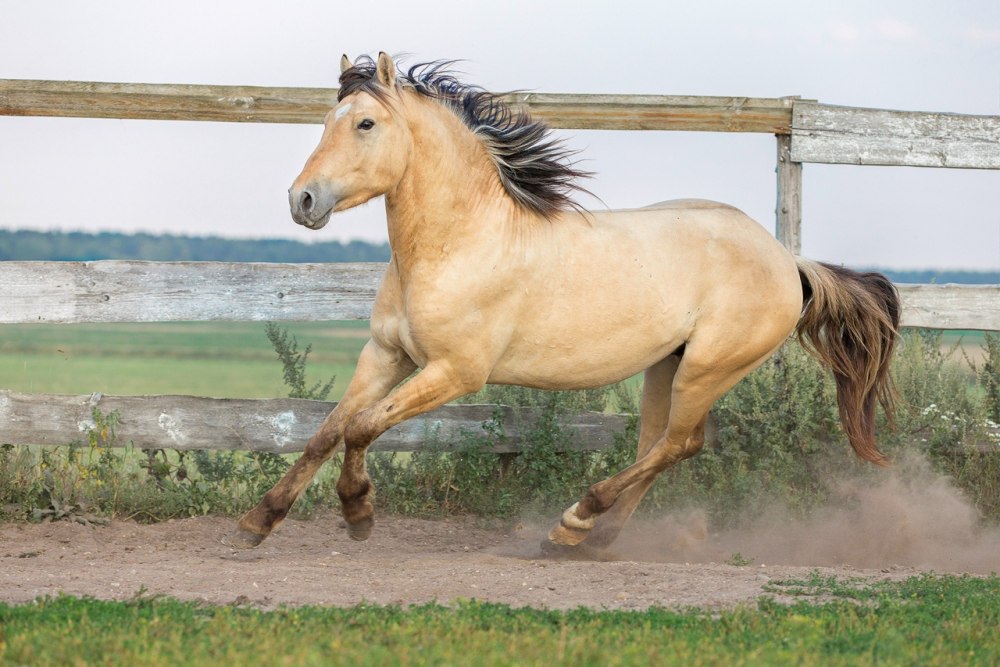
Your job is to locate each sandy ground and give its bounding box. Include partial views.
[0,513,934,611]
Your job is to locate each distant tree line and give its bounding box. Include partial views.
[0,230,997,284]
[0,229,390,263]
[865,268,1000,285]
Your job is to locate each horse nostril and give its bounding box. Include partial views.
[300,190,314,214]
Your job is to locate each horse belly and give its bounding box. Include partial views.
[486,300,691,390]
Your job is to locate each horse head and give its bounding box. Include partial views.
[289,52,410,230]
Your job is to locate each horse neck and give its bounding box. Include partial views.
[384,99,526,273]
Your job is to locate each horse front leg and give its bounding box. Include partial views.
[336,361,484,540]
[225,340,415,549]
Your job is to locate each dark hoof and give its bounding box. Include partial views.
[221,527,266,549]
[346,516,374,541]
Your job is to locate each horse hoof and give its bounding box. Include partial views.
[221,527,266,550]
[547,521,590,547]
[346,516,374,541]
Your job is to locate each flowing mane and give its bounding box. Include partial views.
[338,55,589,218]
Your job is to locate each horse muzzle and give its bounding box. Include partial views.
[288,183,338,230]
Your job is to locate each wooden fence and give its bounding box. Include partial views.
[1,79,998,452]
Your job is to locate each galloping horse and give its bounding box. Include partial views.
[229,53,899,551]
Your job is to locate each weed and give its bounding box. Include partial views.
[263,321,335,400]
[725,552,755,567]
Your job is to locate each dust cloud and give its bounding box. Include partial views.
[603,453,1000,574]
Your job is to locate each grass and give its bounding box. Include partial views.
[0,574,997,665]
[0,321,368,399]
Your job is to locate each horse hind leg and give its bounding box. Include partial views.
[548,345,774,548]
[584,418,708,550]
[582,354,681,549]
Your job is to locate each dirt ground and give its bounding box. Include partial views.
[7,452,999,611]
[0,512,940,611]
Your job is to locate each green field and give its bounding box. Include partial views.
[1,574,997,666]
[0,321,370,400]
[0,323,985,401]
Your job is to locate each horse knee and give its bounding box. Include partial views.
[343,411,379,451]
[303,430,340,460]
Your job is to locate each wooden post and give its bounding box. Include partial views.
[775,134,802,254]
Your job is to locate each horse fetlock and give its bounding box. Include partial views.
[562,502,597,530]
[336,475,372,506]
[232,492,289,543]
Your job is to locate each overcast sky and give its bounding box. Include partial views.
[1,0,998,269]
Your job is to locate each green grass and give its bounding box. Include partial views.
[1,574,997,665]
[0,321,368,399]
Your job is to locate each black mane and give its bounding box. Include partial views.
[339,55,590,219]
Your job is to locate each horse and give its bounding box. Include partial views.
[227,53,899,552]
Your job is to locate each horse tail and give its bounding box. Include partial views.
[794,258,900,466]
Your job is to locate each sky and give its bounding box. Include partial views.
[1,0,999,269]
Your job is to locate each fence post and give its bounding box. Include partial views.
[775,133,802,254]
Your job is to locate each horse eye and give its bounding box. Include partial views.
[357,119,375,131]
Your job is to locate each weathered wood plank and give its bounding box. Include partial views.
[0,261,384,323]
[0,80,798,133]
[791,102,1000,169]
[2,262,998,331]
[896,283,1000,331]
[5,389,995,456]
[509,93,798,133]
[0,390,628,454]
[0,80,338,124]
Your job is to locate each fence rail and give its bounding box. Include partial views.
[792,102,1000,169]
[0,390,626,454]
[2,260,999,330]
[0,80,799,133]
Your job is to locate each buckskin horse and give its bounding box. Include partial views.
[228,53,898,552]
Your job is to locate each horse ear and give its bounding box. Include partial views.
[376,52,396,87]
[340,54,352,74]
